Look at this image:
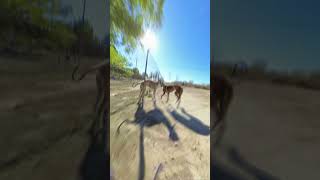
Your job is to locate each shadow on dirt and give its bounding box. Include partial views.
[168,107,210,136]
[79,126,107,180]
[79,74,109,180]
[116,99,179,180]
[212,146,280,180]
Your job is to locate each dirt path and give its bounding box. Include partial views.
[213,81,320,180]
[110,80,210,180]
[0,57,105,180]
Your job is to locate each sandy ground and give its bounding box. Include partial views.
[110,80,210,180]
[3,56,319,180]
[212,80,320,180]
[0,57,106,180]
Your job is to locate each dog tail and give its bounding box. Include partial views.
[116,119,130,134]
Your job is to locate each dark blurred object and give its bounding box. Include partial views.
[212,147,280,180]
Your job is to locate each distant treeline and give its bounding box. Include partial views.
[167,80,210,90]
[0,0,107,57]
[214,61,320,91]
[110,45,162,81]
[110,45,210,90]
[110,45,140,79]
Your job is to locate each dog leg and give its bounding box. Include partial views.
[161,91,166,99]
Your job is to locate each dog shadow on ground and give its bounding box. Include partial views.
[212,146,280,180]
[167,107,210,136]
[79,101,108,180]
[116,99,179,180]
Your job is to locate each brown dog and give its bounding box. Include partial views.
[161,85,183,103]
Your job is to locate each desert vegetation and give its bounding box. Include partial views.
[214,60,320,91]
[0,0,107,58]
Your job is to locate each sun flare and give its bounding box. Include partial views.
[141,30,157,51]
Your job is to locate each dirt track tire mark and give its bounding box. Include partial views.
[110,89,138,97]
[110,99,137,116]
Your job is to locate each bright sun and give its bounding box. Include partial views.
[141,30,157,51]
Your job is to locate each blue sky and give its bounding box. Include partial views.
[63,0,210,84]
[130,0,210,84]
[213,0,320,72]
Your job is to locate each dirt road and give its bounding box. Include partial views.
[0,57,106,180]
[110,80,210,180]
[213,80,320,180]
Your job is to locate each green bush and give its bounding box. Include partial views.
[110,45,136,78]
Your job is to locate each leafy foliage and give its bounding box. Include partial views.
[110,0,165,53]
[109,0,165,79]
[110,45,128,68]
[132,67,143,79]
[110,45,133,77]
[0,0,106,57]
